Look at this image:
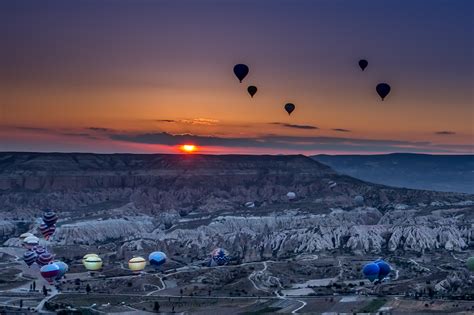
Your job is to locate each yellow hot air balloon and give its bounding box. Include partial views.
[83,254,102,271]
[82,253,99,265]
[128,256,146,272]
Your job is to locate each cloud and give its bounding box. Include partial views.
[156,120,176,123]
[88,127,114,132]
[109,131,472,153]
[435,131,456,135]
[156,118,219,125]
[61,132,98,140]
[180,118,219,125]
[10,126,51,132]
[270,122,319,130]
[332,128,351,132]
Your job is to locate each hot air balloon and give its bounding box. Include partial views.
[24,236,39,249]
[42,210,58,226]
[376,83,391,101]
[362,262,380,282]
[128,257,146,272]
[54,261,69,280]
[286,192,296,200]
[149,251,167,269]
[37,252,54,267]
[40,263,60,284]
[39,223,56,240]
[284,103,295,115]
[247,85,257,98]
[375,259,391,280]
[33,245,46,256]
[210,248,229,266]
[358,59,368,71]
[82,253,99,263]
[354,195,364,206]
[467,257,474,271]
[23,250,38,267]
[83,255,103,271]
[19,232,33,243]
[233,64,249,83]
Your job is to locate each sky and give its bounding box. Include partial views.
[1,0,473,155]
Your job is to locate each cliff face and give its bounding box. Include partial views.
[1,152,472,259]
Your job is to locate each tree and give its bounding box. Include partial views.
[19,300,23,309]
[86,284,92,294]
[42,285,48,297]
[33,281,36,291]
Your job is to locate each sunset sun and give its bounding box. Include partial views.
[180,144,197,153]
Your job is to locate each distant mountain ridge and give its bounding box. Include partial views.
[0,152,467,219]
[312,153,474,194]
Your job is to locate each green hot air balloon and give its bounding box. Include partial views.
[467,257,474,271]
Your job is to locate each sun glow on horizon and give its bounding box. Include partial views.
[180,144,197,153]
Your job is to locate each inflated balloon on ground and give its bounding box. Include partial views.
[128,256,146,272]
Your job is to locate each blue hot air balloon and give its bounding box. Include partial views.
[23,250,37,267]
[54,261,69,280]
[233,64,249,83]
[363,262,380,282]
[375,259,391,280]
[40,263,60,284]
[149,251,167,269]
[210,248,230,266]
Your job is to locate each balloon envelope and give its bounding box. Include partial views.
[39,224,56,240]
[23,250,37,267]
[376,83,391,100]
[363,262,380,282]
[40,263,60,284]
[287,192,296,200]
[19,232,33,242]
[284,103,295,115]
[359,59,368,71]
[149,251,167,268]
[375,260,391,280]
[211,248,230,266]
[54,261,69,280]
[247,86,257,97]
[23,236,39,249]
[467,257,474,271]
[354,195,364,206]
[42,210,58,226]
[233,64,249,83]
[83,256,103,271]
[37,252,54,266]
[33,245,46,255]
[128,257,146,272]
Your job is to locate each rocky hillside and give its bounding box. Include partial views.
[0,152,467,220]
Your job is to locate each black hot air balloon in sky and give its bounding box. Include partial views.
[358,59,368,71]
[376,83,391,101]
[284,103,295,115]
[247,86,257,97]
[233,64,249,83]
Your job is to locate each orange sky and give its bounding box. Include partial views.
[1,1,472,154]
